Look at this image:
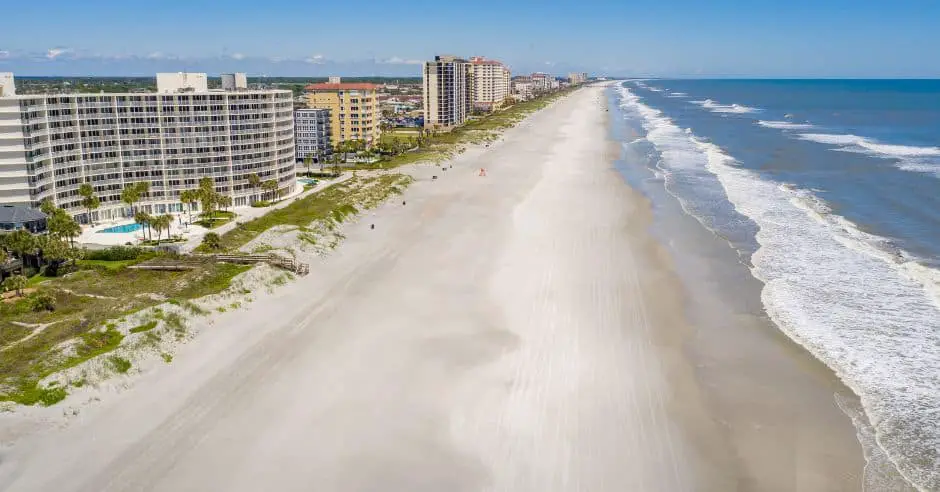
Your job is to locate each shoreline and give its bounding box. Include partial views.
[0,85,865,491]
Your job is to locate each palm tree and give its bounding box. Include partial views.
[4,229,36,268]
[121,185,140,217]
[48,209,81,247]
[180,189,198,224]
[198,177,218,218]
[261,180,278,201]
[78,183,100,226]
[151,214,173,242]
[134,210,152,241]
[217,194,232,212]
[303,155,313,176]
[248,173,261,202]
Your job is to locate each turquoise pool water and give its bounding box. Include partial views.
[97,223,142,234]
[298,178,318,185]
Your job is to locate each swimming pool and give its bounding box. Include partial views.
[298,178,318,185]
[97,223,142,234]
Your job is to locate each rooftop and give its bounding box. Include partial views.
[0,205,46,224]
[305,83,379,91]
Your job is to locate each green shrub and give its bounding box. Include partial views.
[251,200,271,208]
[108,356,131,374]
[201,232,222,251]
[27,291,56,312]
[129,320,158,333]
[84,246,144,262]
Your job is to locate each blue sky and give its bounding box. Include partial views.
[1,0,938,77]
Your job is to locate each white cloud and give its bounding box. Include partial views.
[544,61,556,67]
[230,53,245,60]
[304,54,326,64]
[380,56,423,65]
[46,47,74,60]
[0,50,10,60]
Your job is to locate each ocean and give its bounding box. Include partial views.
[611,79,940,491]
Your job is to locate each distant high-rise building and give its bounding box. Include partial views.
[423,55,473,130]
[531,72,553,92]
[0,72,295,219]
[567,72,588,85]
[294,108,332,163]
[305,77,381,147]
[469,57,511,111]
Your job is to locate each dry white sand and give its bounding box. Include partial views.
[0,86,859,491]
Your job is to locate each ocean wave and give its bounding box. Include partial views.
[618,85,940,491]
[691,99,761,114]
[798,133,940,177]
[757,120,815,130]
[667,92,688,98]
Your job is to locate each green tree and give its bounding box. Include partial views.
[39,198,57,215]
[303,155,313,176]
[121,186,140,216]
[217,194,232,212]
[180,189,199,223]
[261,180,278,201]
[151,214,173,242]
[248,173,262,201]
[135,181,151,200]
[78,183,100,225]
[3,229,36,266]
[47,209,81,247]
[201,232,221,251]
[2,275,27,297]
[198,178,218,217]
[134,210,152,241]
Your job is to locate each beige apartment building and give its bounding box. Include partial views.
[305,79,380,147]
[469,57,511,111]
[423,55,473,130]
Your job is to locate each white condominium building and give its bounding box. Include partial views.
[423,55,474,130]
[294,108,332,163]
[0,73,295,222]
[469,57,511,111]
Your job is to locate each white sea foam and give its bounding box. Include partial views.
[757,120,815,130]
[798,133,940,177]
[667,92,688,98]
[691,98,760,114]
[619,85,940,491]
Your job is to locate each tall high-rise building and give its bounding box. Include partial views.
[305,78,380,147]
[0,73,295,221]
[423,55,473,130]
[469,57,511,111]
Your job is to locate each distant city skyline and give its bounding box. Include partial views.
[2,0,939,78]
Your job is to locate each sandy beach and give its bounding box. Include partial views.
[0,85,863,491]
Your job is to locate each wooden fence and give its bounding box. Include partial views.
[129,253,309,275]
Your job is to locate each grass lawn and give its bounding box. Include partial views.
[195,210,236,229]
[76,259,140,271]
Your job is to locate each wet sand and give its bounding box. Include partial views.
[0,85,862,491]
